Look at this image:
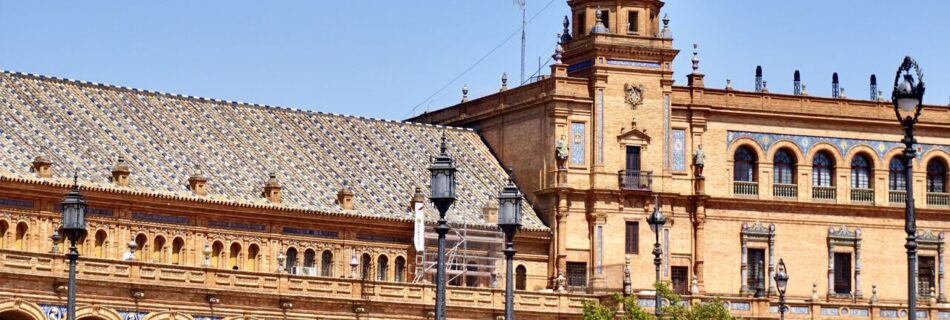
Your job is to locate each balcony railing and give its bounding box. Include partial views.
[291,266,318,276]
[734,181,758,196]
[618,170,653,191]
[773,183,798,199]
[851,188,874,204]
[928,193,949,207]
[889,190,907,205]
[812,186,836,201]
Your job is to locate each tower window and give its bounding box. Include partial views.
[627,11,639,34]
[600,10,610,30]
[576,13,586,36]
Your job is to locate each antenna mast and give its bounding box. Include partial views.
[518,0,526,84]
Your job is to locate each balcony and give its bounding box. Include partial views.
[618,170,652,191]
[928,193,949,207]
[851,189,874,204]
[733,181,758,197]
[889,190,907,205]
[773,183,798,199]
[812,186,836,201]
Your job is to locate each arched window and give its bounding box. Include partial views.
[927,159,947,193]
[285,247,298,272]
[172,237,184,265]
[377,255,389,281]
[515,265,527,290]
[889,158,907,191]
[152,236,166,263]
[229,243,242,270]
[773,149,795,185]
[394,256,406,282]
[465,265,479,287]
[851,154,872,189]
[361,253,372,280]
[812,152,834,186]
[247,244,260,272]
[0,220,8,249]
[321,250,334,277]
[734,147,757,182]
[94,230,107,258]
[134,234,148,261]
[211,241,224,268]
[303,249,316,272]
[14,222,27,250]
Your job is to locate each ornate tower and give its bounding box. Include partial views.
[558,0,679,292]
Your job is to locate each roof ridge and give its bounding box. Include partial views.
[0,68,475,132]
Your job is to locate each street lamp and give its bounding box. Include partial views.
[60,174,87,320]
[429,132,456,320]
[497,170,523,320]
[646,194,666,318]
[892,56,926,320]
[774,259,789,320]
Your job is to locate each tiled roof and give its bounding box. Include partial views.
[0,71,546,230]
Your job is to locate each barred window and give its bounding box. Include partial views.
[889,158,907,191]
[625,221,639,254]
[566,262,587,288]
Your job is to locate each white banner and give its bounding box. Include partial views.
[413,202,425,252]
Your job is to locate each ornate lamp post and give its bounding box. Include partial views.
[774,259,789,320]
[892,56,926,320]
[646,195,666,318]
[497,171,523,320]
[429,133,456,320]
[60,174,87,320]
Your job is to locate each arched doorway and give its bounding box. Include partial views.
[0,299,45,320]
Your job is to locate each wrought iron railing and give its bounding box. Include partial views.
[812,186,836,201]
[889,190,907,205]
[851,188,874,204]
[773,183,797,199]
[733,181,758,196]
[927,193,949,207]
[618,170,653,191]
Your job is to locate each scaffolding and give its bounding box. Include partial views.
[413,221,505,287]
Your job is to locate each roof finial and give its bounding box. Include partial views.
[660,14,671,38]
[506,165,515,184]
[794,70,802,95]
[761,80,769,93]
[832,72,840,98]
[560,15,572,43]
[461,84,469,103]
[691,43,700,73]
[72,171,79,189]
[725,78,733,90]
[591,7,608,33]
[552,33,564,64]
[500,73,508,91]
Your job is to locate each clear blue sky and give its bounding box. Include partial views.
[1,1,948,121]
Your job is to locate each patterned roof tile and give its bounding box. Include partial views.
[0,71,546,230]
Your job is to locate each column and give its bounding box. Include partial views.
[741,238,748,294]
[693,209,706,291]
[828,244,835,296]
[768,233,776,295]
[855,240,863,297]
[939,239,946,302]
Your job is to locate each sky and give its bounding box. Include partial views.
[1,1,948,121]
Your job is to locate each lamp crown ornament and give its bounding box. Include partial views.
[892,56,925,121]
